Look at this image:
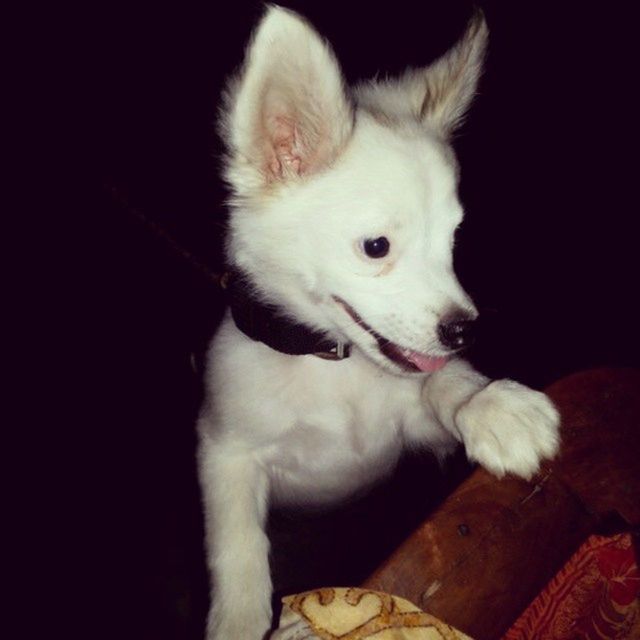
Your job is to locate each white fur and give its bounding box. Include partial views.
[197,7,560,640]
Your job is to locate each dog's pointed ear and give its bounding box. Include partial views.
[419,10,488,134]
[220,6,354,193]
[356,10,487,136]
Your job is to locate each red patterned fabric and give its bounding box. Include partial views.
[504,533,640,639]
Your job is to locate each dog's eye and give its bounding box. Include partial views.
[363,237,390,259]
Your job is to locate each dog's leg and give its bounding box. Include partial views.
[198,434,272,640]
[422,359,560,479]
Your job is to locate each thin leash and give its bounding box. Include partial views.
[103,181,229,291]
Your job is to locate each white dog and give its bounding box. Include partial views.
[196,7,560,639]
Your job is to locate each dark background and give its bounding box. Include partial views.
[90,1,638,638]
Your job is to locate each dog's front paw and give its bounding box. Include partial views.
[456,379,560,479]
[207,611,272,640]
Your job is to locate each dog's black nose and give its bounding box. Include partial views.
[438,315,476,351]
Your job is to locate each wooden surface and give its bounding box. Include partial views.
[363,368,640,640]
[548,368,640,527]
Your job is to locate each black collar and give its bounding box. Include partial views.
[223,270,351,361]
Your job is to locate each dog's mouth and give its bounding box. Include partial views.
[333,297,450,373]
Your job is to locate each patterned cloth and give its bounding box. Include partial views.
[504,533,640,639]
[274,534,639,640]
[275,588,472,639]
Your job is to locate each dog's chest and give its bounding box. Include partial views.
[257,361,414,501]
[208,320,424,501]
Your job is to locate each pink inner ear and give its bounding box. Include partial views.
[266,115,305,179]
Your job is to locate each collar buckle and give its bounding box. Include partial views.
[313,342,350,361]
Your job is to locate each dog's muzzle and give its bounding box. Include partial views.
[333,296,456,373]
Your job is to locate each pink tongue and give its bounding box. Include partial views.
[406,351,450,372]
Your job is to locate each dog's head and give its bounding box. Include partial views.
[220,6,487,376]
